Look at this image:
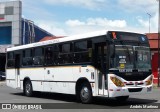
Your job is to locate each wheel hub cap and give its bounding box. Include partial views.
[81,87,89,100]
[26,84,31,93]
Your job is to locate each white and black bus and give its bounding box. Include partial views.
[6,30,152,103]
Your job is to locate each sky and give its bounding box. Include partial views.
[3,0,160,36]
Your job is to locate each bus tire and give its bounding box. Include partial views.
[78,82,92,104]
[24,80,33,97]
[115,96,129,101]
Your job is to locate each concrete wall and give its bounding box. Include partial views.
[0,1,22,45]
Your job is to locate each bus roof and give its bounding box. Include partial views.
[7,30,145,52]
[7,30,108,52]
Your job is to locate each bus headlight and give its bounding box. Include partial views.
[110,76,125,87]
[145,76,153,85]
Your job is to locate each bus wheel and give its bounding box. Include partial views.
[24,80,33,97]
[115,96,129,101]
[79,83,92,104]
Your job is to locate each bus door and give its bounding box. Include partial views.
[95,42,108,96]
[15,54,20,88]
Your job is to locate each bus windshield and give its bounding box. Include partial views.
[112,45,134,69]
[135,46,151,70]
[110,45,151,71]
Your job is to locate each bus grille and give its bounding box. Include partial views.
[128,88,142,92]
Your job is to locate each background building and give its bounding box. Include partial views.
[146,33,159,86]
[0,1,53,72]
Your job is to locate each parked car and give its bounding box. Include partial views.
[0,72,6,81]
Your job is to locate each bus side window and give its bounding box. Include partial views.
[33,47,44,66]
[45,47,53,65]
[52,45,59,65]
[60,43,73,64]
[74,40,92,63]
[7,52,15,68]
[22,49,33,66]
[57,44,63,64]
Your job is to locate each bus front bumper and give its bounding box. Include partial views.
[108,84,153,97]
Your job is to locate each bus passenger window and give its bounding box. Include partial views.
[53,45,59,65]
[22,49,33,66]
[45,47,53,65]
[62,44,70,53]
[75,41,87,52]
[7,52,15,68]
[58,43,73,64]
[33,48,44,66]
[74,41,92,63]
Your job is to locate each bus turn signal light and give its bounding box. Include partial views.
[145,76,153,85]
[110,76,125,87]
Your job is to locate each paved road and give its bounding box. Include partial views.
[0,81,160,112]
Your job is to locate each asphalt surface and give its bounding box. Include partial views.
[0,81,160,112]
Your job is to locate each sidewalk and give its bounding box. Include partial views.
[0,81,6,86]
